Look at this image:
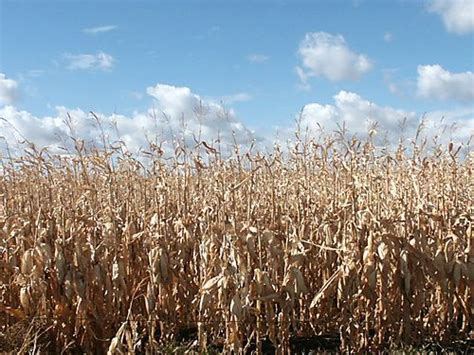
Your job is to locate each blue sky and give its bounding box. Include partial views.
[0,0,473,152]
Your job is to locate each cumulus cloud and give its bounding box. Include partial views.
[417,65,474,103]
[82,25,118,35]
[1,81,471,157]
[291,90,473,146]
[428,0,474,34]
[0,105,68,149]
[422,107,474,143]
[296,32,373,85]
[299,91,417,136]
[247,54,269,63]
[64,52,115,71]
[146,84,255,145]
[0,73,19,106]
[0,83,257,155]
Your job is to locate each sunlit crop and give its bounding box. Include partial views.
[0,127,472,353]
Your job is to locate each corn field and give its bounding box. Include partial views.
[0,132,473,353]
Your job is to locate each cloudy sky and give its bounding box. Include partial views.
[0,0,473,153]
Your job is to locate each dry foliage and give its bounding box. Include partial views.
[0,129,472,353]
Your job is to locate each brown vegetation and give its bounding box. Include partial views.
[0,130,472,353]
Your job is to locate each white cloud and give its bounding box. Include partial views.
[296,32,373,83]
[146,84,254,145]
[247,54,269,63]
[1,80,471,158]
[0,73,19,105]
[429,0,474,34]
[417,65,474,103]
[422,107,474,142]
[299,91,417,136]
[0,105,68,149]
[0,84,257,155]
[425,107,474,143]
[64,52,115,71]
[287,90,473,146]
[295,66,311,91]
[83,25,117,35]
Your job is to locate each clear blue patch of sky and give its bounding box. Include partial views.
[1,0,473,130]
